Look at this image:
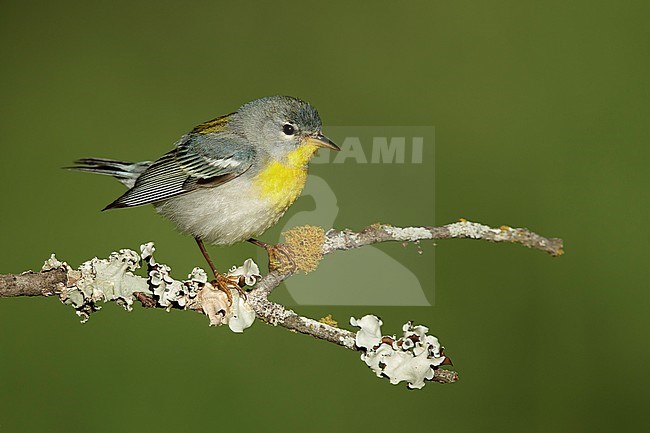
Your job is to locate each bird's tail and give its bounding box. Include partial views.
[66,157,152,188]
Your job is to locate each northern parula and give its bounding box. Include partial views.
[70,96,339,298]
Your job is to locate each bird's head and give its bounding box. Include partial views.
[232,96,339,165]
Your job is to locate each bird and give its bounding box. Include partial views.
[68,96,339,302]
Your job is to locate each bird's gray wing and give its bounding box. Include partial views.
[103,132,255,210]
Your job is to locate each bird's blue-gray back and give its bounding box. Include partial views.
[104,129,255,209]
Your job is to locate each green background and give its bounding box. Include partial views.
[1,1,648,432]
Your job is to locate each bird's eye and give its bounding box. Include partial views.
[282,124,295,135]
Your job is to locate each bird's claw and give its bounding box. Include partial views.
[266,243,297,273]
[211,273,246,306]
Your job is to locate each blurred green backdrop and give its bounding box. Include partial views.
[1,1,648,432]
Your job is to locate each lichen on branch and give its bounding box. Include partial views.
[0,220,564,388]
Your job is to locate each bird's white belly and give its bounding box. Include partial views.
[154,176,284,245]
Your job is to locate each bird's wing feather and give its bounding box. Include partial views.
[104,132,254,209]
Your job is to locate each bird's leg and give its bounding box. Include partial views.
[194,238,245,304]
[195,237,219,277]
[247,238,296,273]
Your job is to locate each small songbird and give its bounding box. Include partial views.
[69,96,339,300]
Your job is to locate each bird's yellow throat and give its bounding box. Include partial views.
[254,143,319,210]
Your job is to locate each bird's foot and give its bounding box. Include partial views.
[266,243,297,273]
[248,238,297,273]
[211,273,246,306]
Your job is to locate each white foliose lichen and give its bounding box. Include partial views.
[53,248,149,322]
[142,242,201,309]
[45,242,257,331]
[350,315,383,349]
[42,254,66,272]
[141,242,256,332]
[228,259,261,287]
[199,283,255,332]
[350,315,448,389]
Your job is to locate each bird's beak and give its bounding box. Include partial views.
[305,133,340,151]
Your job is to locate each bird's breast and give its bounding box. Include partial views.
[253,144,317,211]
[253,161,308,212]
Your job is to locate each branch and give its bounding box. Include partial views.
[322,220,564,257]
[0,220,563,388]
[0,269,67,297]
